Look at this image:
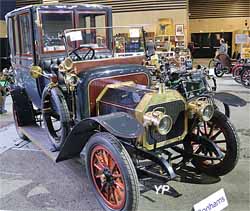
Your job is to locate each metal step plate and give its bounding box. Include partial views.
[20,125,59,161]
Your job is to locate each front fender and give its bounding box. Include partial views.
[56,112,143,162]
[214,92,247,107]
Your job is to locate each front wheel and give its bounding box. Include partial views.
[185,110,239,176]
[85,132,139,211]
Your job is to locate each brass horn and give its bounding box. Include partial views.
[30,66,43,79]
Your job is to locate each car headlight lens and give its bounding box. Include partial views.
[188,99,214,122]
[157,115,172,135]
[144,110,173,136]
[202,104,214,121]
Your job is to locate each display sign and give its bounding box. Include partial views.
[235,34,248,44]
[193,189,228,211]
[129,28,140,38]
[67,31,82,42]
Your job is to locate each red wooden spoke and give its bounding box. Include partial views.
[210,129,223,140]
[114,188,122,204]
[94,173,103,179]
[214,140,226,144]
[109,160,116,172]
[203,122,208,135]
[114,180,125,191]
[95,153,104,165]
[94,162,105,171]
[102,150,109,166]
[112,173,122,178]
[208,123,215,137]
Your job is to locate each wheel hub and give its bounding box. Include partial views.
[102,168,114,184]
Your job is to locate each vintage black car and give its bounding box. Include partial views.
[6,4,240,211]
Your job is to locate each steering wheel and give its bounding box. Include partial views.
[69,46,95,61]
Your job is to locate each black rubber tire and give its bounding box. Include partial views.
[233,66,243,84]
[241,68,250,89]
[85,132,139,211]
[214,65,225,77]
[12,104,28,140]
[42,86,70,150]
[187,111,240,176]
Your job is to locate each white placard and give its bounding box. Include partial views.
[235,34,248,44]
[193,189,228,211]
[68,31,82,42]
[129,28,140,38]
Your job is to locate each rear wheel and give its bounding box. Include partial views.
[185,111,239,176]
[42,87,70,150]
[85,132,139,211]
[12,104,27,140]
[214,64,225,77]
[208,59,224,77]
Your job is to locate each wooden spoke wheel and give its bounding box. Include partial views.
[42,87,70,150]
[91,145,126,210]
[85,132,139,211]
[185,110,239,176]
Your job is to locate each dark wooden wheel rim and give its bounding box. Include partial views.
[90,145,126,210]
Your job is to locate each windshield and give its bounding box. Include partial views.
[41,12,73,52]
[64,26,147,56]
[40,11,108,53]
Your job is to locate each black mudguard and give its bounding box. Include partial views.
[10,86,35,126]
[56,112,144,162]
[214,92,247,107]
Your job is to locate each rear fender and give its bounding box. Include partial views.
[10,86,35,126]
[56,112,143,162]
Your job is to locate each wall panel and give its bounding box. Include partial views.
[189,0,250,19]
[16,0,41,8]
[58,0,187,12]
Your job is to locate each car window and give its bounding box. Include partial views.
[78,13,107,47]
[19,13,32,55]
[7,17,15,56]
[41,12,73,52]
[13,17,20,55]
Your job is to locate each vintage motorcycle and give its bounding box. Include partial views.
[208,53,249,79]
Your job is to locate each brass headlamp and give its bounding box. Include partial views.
[188,98,214,122]
[143,107,173,136]
[59,57,73,73]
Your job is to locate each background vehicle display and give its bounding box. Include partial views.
[208,53,250,80]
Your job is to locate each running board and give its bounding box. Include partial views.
[20,125,59,161]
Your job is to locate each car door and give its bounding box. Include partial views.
[18,12,41,107]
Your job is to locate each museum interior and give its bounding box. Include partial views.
[0,1,249,211]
